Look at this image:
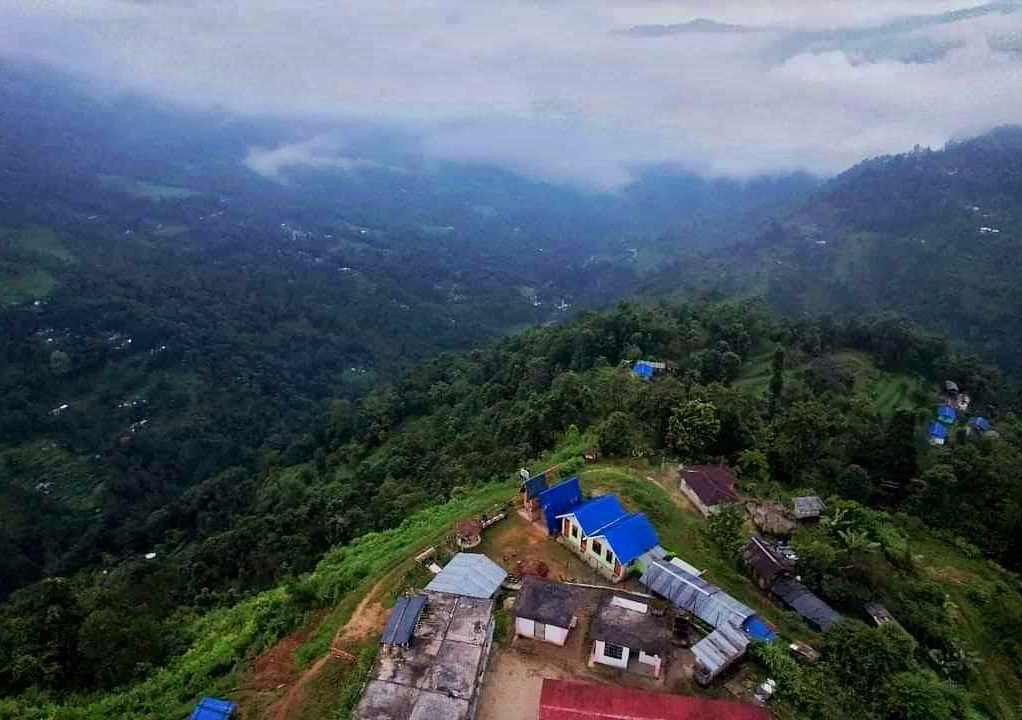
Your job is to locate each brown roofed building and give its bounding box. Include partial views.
[742,536,793,591]
[680,464,739,517]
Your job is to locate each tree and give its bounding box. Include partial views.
[884,671,967,720]
[668,400,720,459]
[768,345,785,415]
[706,505,746,560]
[598,411,635,458]
[49,350,71,376]
[736,449,770,489]
[834,464,874,504]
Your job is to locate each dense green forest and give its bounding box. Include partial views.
[3,302,1021,720]
[647,128,1022,377]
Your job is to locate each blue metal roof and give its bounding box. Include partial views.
[597,513,660,565]
[190,697,236,720]
[523,473,548,499]
[381,593,427,645]
[538,476,583,533]
[557,494,627,536]
[632,361,655,379]
[937,405,957,422]
[928,421,948,439]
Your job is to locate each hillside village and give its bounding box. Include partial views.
[182,350,1022,720]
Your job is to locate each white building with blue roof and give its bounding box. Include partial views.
[556,494,660,582]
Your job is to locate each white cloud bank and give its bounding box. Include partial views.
[2,1,1021,188]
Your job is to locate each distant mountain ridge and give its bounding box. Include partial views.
[646,126,1022,373]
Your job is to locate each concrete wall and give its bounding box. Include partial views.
[561,518,625,581]
[638,650,663,677]
[592,641,630,669]
[515,617,569,646]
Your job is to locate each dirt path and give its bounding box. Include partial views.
[259,568,401,720]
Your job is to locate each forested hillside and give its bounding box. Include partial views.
[3,302,1021,720]
[647,127,1022,377]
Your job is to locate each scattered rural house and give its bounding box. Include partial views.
[454,519,483,549]
[792,496,825,521]
[956,393,971,412]
[354,591,495,720]
[538,476,583,534]
[742,537,793,592]
[928,421,949,446]
[556,495,660,582]
[583,448,599,463]
[864,602,895,627]
[537,678,772,720]
[692,620,750,686]
[190,697,237,720]
[968,416,991,434]
[936,404,957,425]
[50,403,70,416]
[631,360,664,380]
[749,502,796,535]
[640,558,775,642]
[589,595,670,678]
[424,553,508,599]
[679,464,739,517]
[381,594,428,648]
[771,576,840,632]
[512,577,578,646]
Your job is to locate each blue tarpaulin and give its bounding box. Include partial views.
[190,697,236,720]
[928,421,949,440]
[598,513,660,565]
[741,615,776,642]
[538,476,583,534]
[558,494,627,535]
[937,405,957,424]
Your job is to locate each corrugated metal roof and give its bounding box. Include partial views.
[681,465,738,506]
[597,513,660,564]
[380,594,427,645]
[632,361,655,379]
[771,576,840,631]
[539,477,584,533]
[937,404,957,422]
[539,679,772,720]
[558,494,627,535]
[792,496,825,519]
[928,421,949,439]
[523,473,549,498]
[190,697,236,720]
[692,621,749,679]
[639,559,755,629]
[425,553,508,599]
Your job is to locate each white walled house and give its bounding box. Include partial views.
[556,495,659,582]
[511,577,578,646]
[588,596,669,678]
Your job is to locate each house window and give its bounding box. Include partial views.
[591,540,602,555]
[571,525,578,539]
[604,643,625,660]
[605,548,614,564]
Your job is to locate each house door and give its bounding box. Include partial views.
[535,622,546,641]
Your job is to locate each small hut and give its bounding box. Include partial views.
[454,519,483,549]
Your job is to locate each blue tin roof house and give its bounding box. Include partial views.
[936,404,957,425]
[537,476,583,534]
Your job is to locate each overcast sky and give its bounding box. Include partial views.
[3,1,1022,189]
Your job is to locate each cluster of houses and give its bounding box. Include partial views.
[928,380,994,445]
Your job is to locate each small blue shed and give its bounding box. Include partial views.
[631,361,655,380]
[969,416,991,433]
[190,697,236,720]
[538,476,583,534]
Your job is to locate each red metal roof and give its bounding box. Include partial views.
[683,465,738,506]
[538,679,771,720]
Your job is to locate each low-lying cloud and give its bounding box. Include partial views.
[2,1,1021,189]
